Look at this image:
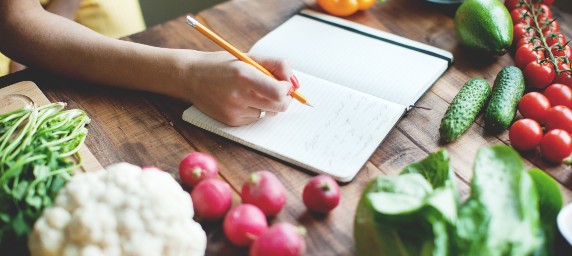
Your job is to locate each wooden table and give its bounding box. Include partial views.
[2,0,572,255]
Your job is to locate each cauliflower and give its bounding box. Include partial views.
[28,163,207,256]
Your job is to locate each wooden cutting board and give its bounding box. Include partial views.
[0,81,103,172]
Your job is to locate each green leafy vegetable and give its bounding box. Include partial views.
[354,150,457,256]
[528,168,563,256]
[0,102,90,252]
[455,146,543,256]
[354,146,554,256]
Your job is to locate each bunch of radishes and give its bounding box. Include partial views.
[178,152,341,255]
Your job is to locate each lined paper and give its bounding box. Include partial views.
[183,72,404,181]
[249,11,451,106]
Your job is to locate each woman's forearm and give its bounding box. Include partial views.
[0,1,188,98]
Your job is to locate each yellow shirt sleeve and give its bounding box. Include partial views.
[75,0,146,38]
[0,0,146,77]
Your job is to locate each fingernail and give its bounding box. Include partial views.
[290,75,300,89]
[288,85,295,96]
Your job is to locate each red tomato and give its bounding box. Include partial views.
[179,152,219,188]
[302,175,340,213]
[513,23,535,41]
[546,33,566,47]
[544,84,572,108]
[223,204,268,247]
[542,20,560,36]
[511,7,532,25]
[536,4,552,21]
[553,61,572,87]
[515,44,545,69]
[540,129,572,163]
[505,0,527,10]
[545,106,572,133]
[516,37,532,48]
[552,45,571,59]
[509,119,543,151]
[518,92,552,123]
[524,61,556,89]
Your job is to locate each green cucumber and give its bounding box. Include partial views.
[484,66,525,132]
[440,78,491,142]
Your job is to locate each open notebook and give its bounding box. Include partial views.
[183,10,453,181]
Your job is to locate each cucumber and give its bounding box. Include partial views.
[484,66,525,132]
[440,78,491,142]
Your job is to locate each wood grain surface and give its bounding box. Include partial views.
[1,0,572,255]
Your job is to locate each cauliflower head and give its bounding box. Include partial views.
[28,163,207,256]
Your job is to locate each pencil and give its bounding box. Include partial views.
[185,16,312,107]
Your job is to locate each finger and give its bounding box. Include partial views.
[243,68,292,102]
[247,91,291,113]
[249,55,294,81]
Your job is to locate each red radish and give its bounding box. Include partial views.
[223,204,268,247]
[249,223,306,256]
[241,171,286,216]
[191,178,232,220]
[179,152,218,187]
[302,175,340,213]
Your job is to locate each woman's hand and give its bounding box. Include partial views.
[180,51,295,127]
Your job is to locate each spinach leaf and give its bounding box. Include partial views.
[455,146,543,256]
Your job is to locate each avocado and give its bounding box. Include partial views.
[454,0,513,55]
[440,78,491,143]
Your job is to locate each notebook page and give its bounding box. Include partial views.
[249,11,452,106]
[182,71,404,181]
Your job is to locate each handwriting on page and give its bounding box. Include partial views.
[302,93,394,168]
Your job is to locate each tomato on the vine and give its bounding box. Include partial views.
[524,61,556,89]
[505,0,528,10]
[515,44,545,69]
[545,105,572,133]
[540,129,572,163]
[552,45,572,59]
[536,4,552,21]
[509,119,543,151]
[516,37,533,48]
[511,8,532,25]
[544,84,572,109]
[546,33,566,47]
[518,92,552,123]
[317,0,376,17]
[542,20,560,36]
[514,23,535,41]
[553,61,572,87]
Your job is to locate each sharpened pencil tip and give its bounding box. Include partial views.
[305,102,314,107]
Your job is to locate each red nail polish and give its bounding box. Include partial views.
[290,75,300,89]
[288,85,295,96]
